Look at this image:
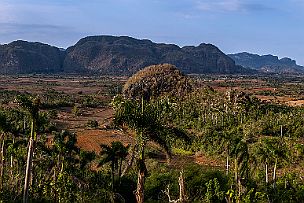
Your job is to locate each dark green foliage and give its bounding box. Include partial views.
[184,164,228,202]
[143,163,229,202]
[86,119,99,129]
[47,109,58,119]
[145,170,179,202]
[81,95,105,108]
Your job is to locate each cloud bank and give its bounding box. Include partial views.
[195,0,271,12]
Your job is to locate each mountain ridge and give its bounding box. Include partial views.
[0,35,253,75]
[228,52,304,74]
[0,40,64,74]
[64,35,250,75]
[3,36,301,75]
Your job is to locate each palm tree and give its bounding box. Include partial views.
[98,141,129,192]
[255,137,288,188]
[53,130,80,172]
[47,130,81,202]
[112,96,188,203]
[229,136,250,202]
[16,95,40,203]
[254,139,271,184]
[0,112,9,191]
[116,142,129,185]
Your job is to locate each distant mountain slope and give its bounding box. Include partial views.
[0,40,64,74]
[63,35,249,75]
[228,52,304,74]
[0,36,252,75]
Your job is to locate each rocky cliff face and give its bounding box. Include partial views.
[64,35,247,75]
[228,52,304,74]
[0,40,63,74]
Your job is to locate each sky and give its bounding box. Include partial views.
[0,0,304,64]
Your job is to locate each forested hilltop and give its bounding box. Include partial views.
[0,64,304,202]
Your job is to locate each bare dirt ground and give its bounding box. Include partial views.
[76,129,135,152]
[0,75,127,94]
[54,106,137,153]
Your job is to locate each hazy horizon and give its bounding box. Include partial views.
[1,0,303,65]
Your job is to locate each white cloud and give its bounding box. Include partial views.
[195,0,270,12]
[196,0,242,12]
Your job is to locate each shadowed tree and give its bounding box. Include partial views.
[98,141,129,192]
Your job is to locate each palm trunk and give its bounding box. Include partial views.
[234,157,238,185]
[273,158,278,189]
[111,162,115,192]
[0,138,4,191]
[135,163,145,203]
[118,159,123,186]
[234,157,240,203]
[135,142,146,203]
[121,145,137,177]
[178,170,187,203]
[238,179,241,202]
[226,156,229,175]
[23,120,35,203]
[11,138,14,178]
[273,158,277,181]
[135,99,146,203]
[265,162,268,184]
[23,136,34,203]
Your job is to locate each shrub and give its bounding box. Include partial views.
[86,119,99,128]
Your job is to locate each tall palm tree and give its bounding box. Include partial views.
[0,112,9,191]
[16,95,40,203]
[229,136,250,202]
[112,96,188,203]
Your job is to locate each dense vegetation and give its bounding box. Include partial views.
[0,71,304,202]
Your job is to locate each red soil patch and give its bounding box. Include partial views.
[285,100,304,106]
[76,129,135,153]
[194,152,225,168]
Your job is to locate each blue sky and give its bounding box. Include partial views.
[0,0,304,64]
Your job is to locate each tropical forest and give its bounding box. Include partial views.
[0,63,303,203]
